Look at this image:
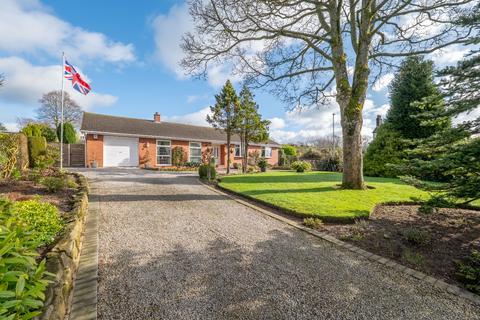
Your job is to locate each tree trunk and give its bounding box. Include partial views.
[243,140,249,174]
[226,135,231,174]
[340,107,365,189]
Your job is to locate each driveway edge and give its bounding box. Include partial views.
[198,179,480,306]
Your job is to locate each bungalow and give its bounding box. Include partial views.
[80,112,280,168]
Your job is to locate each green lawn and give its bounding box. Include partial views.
[219,171,429,222]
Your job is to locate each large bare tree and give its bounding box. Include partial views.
[37,90,82,128]
[182,0,475,189]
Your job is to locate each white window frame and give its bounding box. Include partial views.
[261,146,272,158]
[156,140,171,166]
[234,144,242,157]
[189,142,202,163]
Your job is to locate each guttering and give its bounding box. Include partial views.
[80,130,280,147]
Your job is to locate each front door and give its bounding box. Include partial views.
[212,145,220,165]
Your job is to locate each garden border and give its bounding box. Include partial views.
[40,173,90,320]
[199,179,480,306]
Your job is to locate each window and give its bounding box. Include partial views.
[189,142,202,163]
[234,144,242,157]
[261,146,272,158]
[156,140,171,165]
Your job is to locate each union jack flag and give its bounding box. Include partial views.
[64,60,91,95]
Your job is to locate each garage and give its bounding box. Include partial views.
[103,136,139,167]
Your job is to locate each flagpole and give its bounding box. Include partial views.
[60,52,65,171]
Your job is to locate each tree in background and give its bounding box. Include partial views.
[56,122,77,144]
[207,80,240,174]
[280,145,297,166]
[398,5,480,204]
[37,91,82,128]
[364,56,450,177]
[182,0,475,189]
[0,123,7,132]
[237,86,270,173]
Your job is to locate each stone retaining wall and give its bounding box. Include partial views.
[40,173,89,320]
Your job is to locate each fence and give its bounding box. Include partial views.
[50,143,85,167]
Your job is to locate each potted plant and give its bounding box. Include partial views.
[258,158,267,172]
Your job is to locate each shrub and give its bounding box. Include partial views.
[172,146,186,167]
[0,224,52,318]
[185,161,201,168]
[199,164,216,180]
[40,125,57,142]
[40,176,66,193]
[232,162,242,170]
[403,228,431,246]
[303,217,323,229]
[301,148,322,160]
[291,161,312,173]
[403,250,424,267]
[258,158,268,171]
[11,199,64,245]
[456,250,480,294]
[247,166,258,173]
[56,122,77,144]
[282,145,297,157]
[21,123,43,137]
[27,136,47,168]
[0,133,20,179]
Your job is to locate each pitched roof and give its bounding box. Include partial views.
[80,112,280,146]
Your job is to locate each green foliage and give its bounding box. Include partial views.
[33,144,58,170]
[232,162,242,171]
[207,80,240,173]
[56,122,76,144]
[40,177,65,193]
[403,228,431,246]
[172,146,186,167]
[303,217,323,229]
[282,145,297,156]
[40,125,57,143]
[257,158,267,170]
[0,122,7,132]
[291,161,312,173]
[387,56,447,139]
[11,199,64,245]
[184,161,201,168]
[364,124,409,177]
[27,137,47,168]
[198,164,216,180]
[456,250,480,294]
[21,124,42,138]
[0,134,20,179]
[403,250,424,267]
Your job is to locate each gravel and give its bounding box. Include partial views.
[79,168,480,320]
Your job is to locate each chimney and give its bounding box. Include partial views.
[376,114,382,127]
[154,112,161,123]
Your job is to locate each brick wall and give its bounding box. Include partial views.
[138,138,156,167]
[85,134,103,167]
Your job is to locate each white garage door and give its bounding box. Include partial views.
[103,136,139,167]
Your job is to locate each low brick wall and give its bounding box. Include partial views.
[40,173,89,320]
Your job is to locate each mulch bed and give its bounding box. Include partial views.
[0,179,76,214]
[319,204,480,290]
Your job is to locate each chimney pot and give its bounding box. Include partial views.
[376,115,382,127]
[154,112,161,123]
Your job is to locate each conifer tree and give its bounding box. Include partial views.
[207,80,239,174]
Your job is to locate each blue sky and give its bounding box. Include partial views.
[0,0,471,143]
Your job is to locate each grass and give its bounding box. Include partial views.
[218,171,428,222]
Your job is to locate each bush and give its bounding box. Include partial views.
[0,133,20,179]
[403,228,431,246]
[184,161,200,168]
[233,162,242,171]
[0,224,52,318]
[258,158,268,171]
[199,164,216,180]
[11,199,64,245]
[282,145,297,156]
[40,176,66,193]
[303,217,323,229]
[364,124,409,177]
[301,148,322,160]
[21,123,43,137]
[172,146,186,167]
[247,166,258,173]
[291,161,312,173]
[56,122,77,144]
[456,250,480,294]
[27,136,47,168]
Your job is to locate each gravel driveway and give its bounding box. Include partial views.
[79,168,480,320]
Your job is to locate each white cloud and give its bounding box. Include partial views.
[372,73,394,92]
[164,107,211,126]
[430,45,471,66]
[269,117,285,130]
[3,122,19,132]
[151,4,242,88]
[0,57,117,110]
[0,0,135,63]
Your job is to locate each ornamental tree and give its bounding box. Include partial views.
[237,85,270,173]
[207,80,240,174]
[182,0,476,189]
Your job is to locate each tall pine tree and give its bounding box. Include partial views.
[207,80,239,174]
[364,56,449,177]
[237,86,270,173]
[398,5,480,204]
